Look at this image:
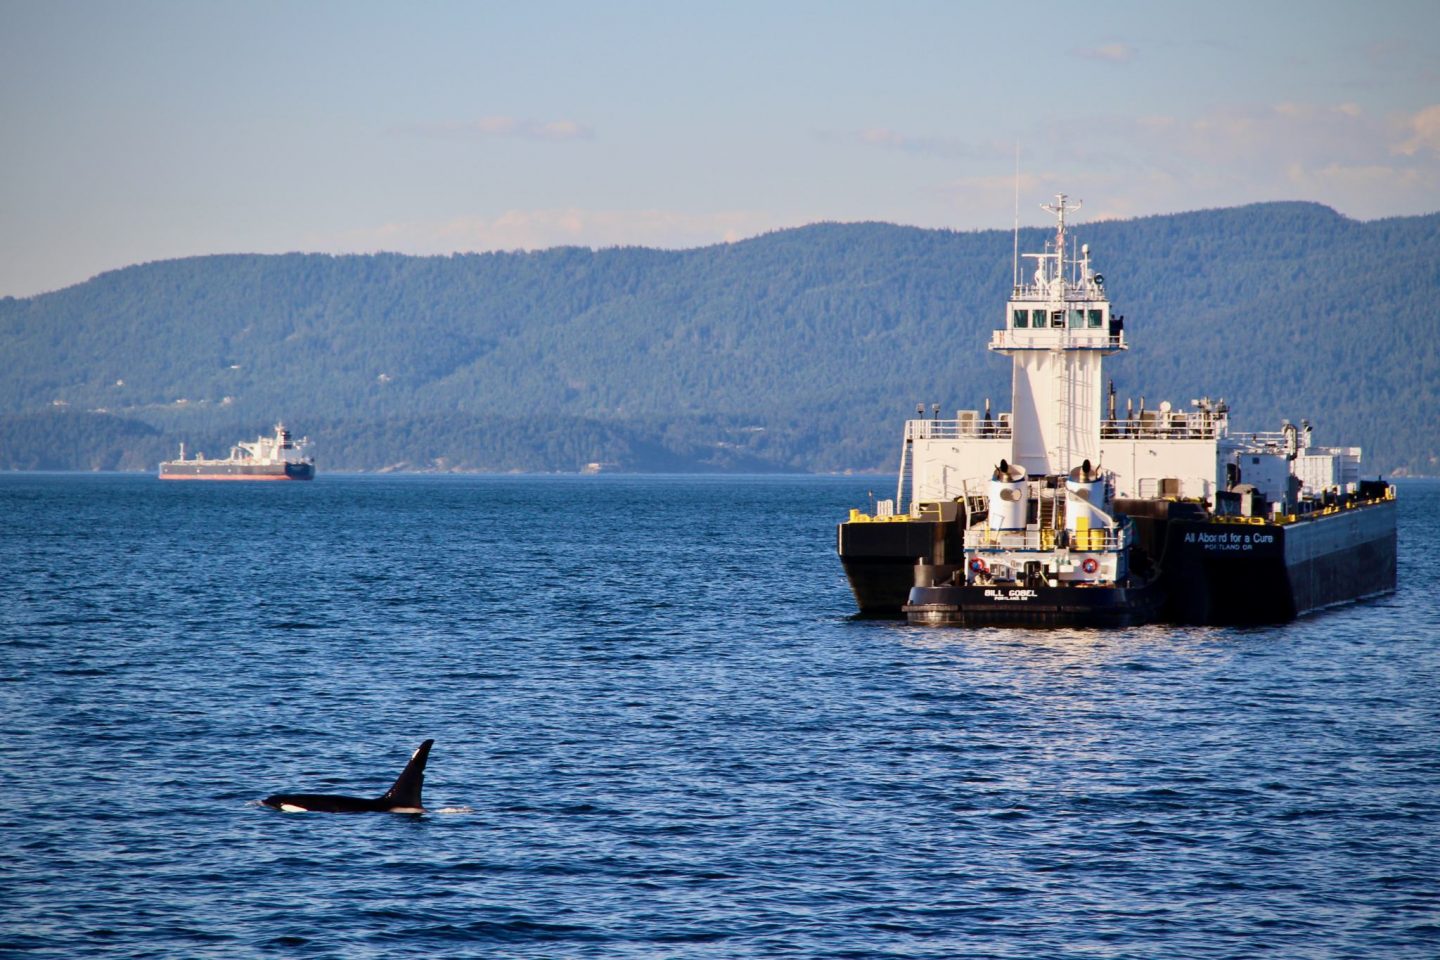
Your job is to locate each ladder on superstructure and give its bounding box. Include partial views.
[1037,487,1066,533]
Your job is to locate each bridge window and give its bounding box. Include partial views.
[1088,309,1103,327]
[1050,310,1065,328]
[1013,309,1029,328]
[1068,309,1084,328]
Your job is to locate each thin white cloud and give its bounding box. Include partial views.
[945,170,1177,226]
[1050,103,1329,173]
[1016,100,1440,221]
[1286,162,1427,192]
[896,96,1440,234]
[947,172,1053,198]
[1072,42,1135,63]
[308,208,788,255]
[1394,104,1440,157]
[860,127,907,147]
[821,127,988,161]
[395,115,594,142]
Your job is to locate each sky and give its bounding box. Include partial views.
[1,0,1437,297]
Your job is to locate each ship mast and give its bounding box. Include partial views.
[1044,194,1078,473]
[1041,194,1079,295]
[993,193,1121,478]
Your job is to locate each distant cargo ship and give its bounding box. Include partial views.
[159,423,315,481]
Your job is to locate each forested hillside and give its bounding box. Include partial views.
[1,202,1436,474]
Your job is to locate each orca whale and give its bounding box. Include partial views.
[262,739,433,813]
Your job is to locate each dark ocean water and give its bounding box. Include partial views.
[1,473,1437,959]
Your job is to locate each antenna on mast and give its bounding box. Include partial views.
[1041,194,1081,289]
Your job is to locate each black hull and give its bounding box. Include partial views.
[905,579,1165,628]
[839,557,916,615]
[836,518,954,616]
[1158,502,1396,624]
[840,498,1396,626]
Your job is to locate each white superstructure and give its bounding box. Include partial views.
[233,423,311,465]
[169,423,312,467]
[887,195,1366,587]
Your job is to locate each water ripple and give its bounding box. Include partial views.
[0,474,1436,959]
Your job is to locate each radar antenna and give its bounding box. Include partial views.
[1040,194,1081,287]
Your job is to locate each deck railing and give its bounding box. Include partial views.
[907,418,1012,441]
[988,329,1126,351]
[964,524,1127,552]
[1100,417,1223,440]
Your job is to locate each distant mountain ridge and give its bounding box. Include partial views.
[2,201,1436,474]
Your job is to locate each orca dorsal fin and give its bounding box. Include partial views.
[378,739,433,809]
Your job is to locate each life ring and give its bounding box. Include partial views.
[969,557,988,574]
[1081,557,1099,574]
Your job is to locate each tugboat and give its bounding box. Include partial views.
[159,423,315,481]
[837,195,1396,626]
